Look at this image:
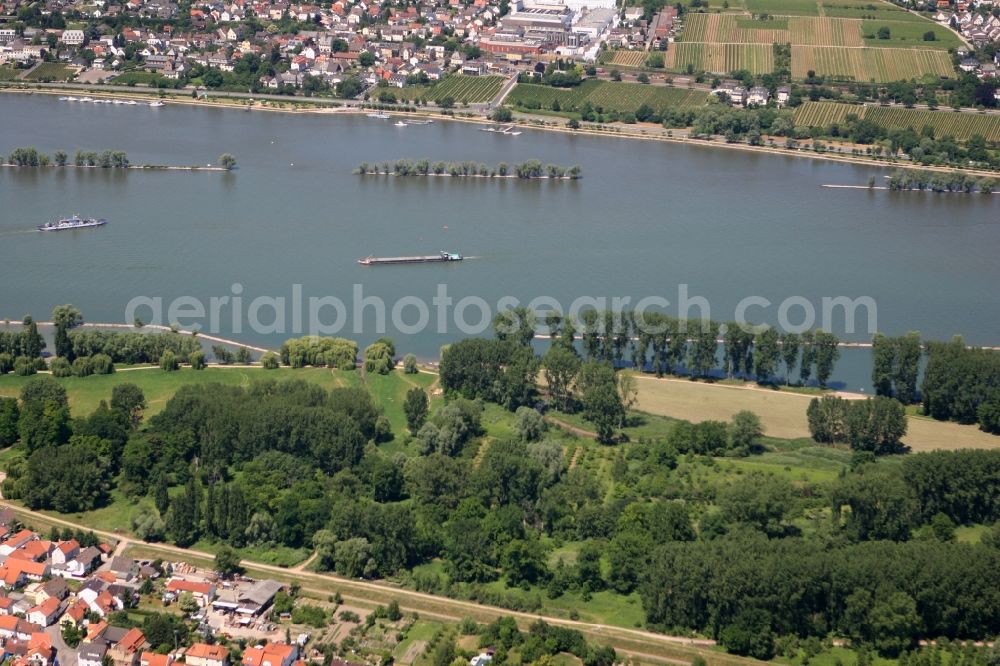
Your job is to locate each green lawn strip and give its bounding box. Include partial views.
[861,19,962,48]
[24,63,75,81]
[0,366,361,418]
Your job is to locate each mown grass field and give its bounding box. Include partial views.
[507,79,709,114]
[629,372,1000,451]
[745,0,820,16]
[861,19,963,49]
[389,75,505,104]
[24,63,75,82]
[0,66,20,81]
[794,101,1000,141]
[0,366,361,418]
[363,369,440,454]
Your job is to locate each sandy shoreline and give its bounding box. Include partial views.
[6,86,1000,179]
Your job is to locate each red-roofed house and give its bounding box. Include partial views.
[26,597,61,627]
[241,643,297,666]
[0,596,14,616]
[109,627,148,666]
[165,579,215,605]
[60,599,89,627]
[52,540,80,565]
[0,530,36,556]
[186,644,230,666]
[141,653,173,666]
[28,632,54,666]
[0,616,42,641]
[10,540,53,562]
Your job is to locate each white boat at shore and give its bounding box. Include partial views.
[66,96,78,101]
[80,96,93,102]
[394,121,407,127]
[58,96,68,101]
[367,112,390,119]
[149,101,165,107]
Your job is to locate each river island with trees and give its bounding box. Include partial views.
[355,159,582,179]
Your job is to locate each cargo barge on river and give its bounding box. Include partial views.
[358,251,462,265]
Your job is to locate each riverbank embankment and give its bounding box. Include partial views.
[7,85,1000,180]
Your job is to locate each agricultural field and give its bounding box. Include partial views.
[669,42,775,75]
[792,100,861,126]
[864,105,1000,142]
[791,45,953,82]
[390,75,505,104]
[745,0,820,16]
[788,16,864,46]
[507,79,709,114]
[606,49,649,68]
[861,19,963,49]
[677,0,957,81]
[630,373,1000,451]
[23,62,75,82]
[794,101,1000,142]
[822,0,927,21]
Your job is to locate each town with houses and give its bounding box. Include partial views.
[932,0,1000,79]
[0,0,657,96]
[0,509,388,666]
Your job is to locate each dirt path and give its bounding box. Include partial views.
[292,551,318,573]
[545,416,597,439]
[567,445,584,470]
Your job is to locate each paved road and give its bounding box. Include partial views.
[46,623,78,666]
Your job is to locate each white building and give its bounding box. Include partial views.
[63,29,86,45]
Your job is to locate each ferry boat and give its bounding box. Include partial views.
[38,215,108,232]
[367,112,390,119]
[358,251,462,266]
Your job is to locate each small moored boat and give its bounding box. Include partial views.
[367,112,390,119]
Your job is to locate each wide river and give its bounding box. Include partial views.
[2,93,999,390]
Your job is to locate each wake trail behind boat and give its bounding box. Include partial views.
[0,229,44,236]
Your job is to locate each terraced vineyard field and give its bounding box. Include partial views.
[670,43,775,75]
[791,45,953,82]
[391,75,506,103]
[607,50,648,68]
[788,17,864,46]
[863,106,1000,142]
[676,0,955,81]
[507,80,709,114]
[793,101,861,126]
[794,101,1000,141]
